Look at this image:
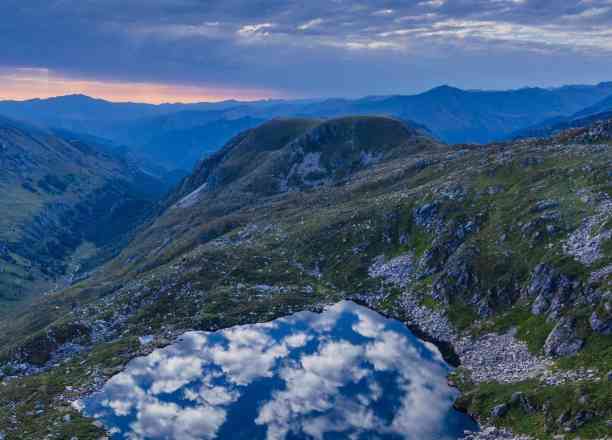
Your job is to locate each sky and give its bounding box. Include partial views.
[1,0,612,103]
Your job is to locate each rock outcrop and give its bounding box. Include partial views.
[544,317,584,357]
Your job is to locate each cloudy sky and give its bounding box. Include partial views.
[1,0,612,102]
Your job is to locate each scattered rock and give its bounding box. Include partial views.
[590,263,612,283]
[563,194,612,265]
[557,410,571,425]
[511,392,535,414]
[485,185,505,196]
[544,317,584,357]
[368,253,414,288]
[414,202,442,232]
[525,264,573,317]
[532,200,559,213]
[462,425,533,440]
[456,333,549,384]
[541,367,602,386]
[574,410,594,428]
[491,403,510,418]
[590,310,612,335]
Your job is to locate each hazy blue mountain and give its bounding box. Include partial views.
[50,127,189,188]
[137,115,265,170]
[510,90,612,139]
[0,97,279,171]
[0,94,253,125]
[511,110,612,140]
[299,83,612,143]
[1,82,612,171]
[573,94,612,118]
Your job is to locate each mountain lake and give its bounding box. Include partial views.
[81,301,478,439]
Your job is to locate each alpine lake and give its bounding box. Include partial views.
[82,301,478,439]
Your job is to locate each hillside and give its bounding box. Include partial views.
[0,116,610,440]
[0,116,168,311]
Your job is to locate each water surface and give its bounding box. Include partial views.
[83,301,477,439]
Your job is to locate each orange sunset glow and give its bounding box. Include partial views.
[0,68,281,103]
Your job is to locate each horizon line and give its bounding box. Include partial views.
[1,80,611,106]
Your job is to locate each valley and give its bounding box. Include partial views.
[0,116,171,311]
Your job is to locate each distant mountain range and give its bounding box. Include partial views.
[574,94,612,118]
[511,92,612,140]
[1,82,612,171]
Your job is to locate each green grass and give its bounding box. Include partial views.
[457,378,612,440]
[556,332,612,372]
[448,297,479,331]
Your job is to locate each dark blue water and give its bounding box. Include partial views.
[82,301,477,439]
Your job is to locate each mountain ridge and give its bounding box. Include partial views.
[511,92,612,140]
[171,116,441,204]
[2,81,612,172]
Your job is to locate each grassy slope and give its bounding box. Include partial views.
[0,117,610,439]
[0,119,163,313]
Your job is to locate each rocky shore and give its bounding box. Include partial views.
[360,253,612,440]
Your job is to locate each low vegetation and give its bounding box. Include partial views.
[1,116,611,439]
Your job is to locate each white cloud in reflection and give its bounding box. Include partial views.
[127,400,227,440]
[85,302,467,440]
[261,340,367,423]
[255,306,454,440]
[352,308,386,338]
[284,332,310,348]
[209,326,289,386]
[101,372,145,417]
[149,356,205,395]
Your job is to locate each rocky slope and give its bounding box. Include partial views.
[0,116,167,312]
[0,116,610,440]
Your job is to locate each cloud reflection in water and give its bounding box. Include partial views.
[83,301,477,439]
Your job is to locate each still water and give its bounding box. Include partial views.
[82,301,478,440]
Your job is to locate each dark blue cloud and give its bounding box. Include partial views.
[0,0,611,97]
